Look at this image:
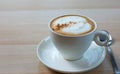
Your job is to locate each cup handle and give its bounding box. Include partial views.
[94,30,110,46]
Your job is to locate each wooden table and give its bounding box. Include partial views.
[0,9,120,74]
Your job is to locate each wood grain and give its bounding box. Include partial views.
[0,0,120,10]
[0,9,120,74]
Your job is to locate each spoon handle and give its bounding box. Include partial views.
[106,46,120,74]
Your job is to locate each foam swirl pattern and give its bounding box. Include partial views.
[51,15,94,36]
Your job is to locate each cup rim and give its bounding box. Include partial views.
[48,14,97,37]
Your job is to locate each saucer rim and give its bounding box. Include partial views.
[36,36,106,73]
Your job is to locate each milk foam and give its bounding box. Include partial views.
[52,16,92,35]
[62,23,91,34]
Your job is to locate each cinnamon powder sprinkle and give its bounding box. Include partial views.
[53,21,77,31]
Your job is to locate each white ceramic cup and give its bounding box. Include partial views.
[49,15,109,60]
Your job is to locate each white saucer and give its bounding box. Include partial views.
[37,36,106,73]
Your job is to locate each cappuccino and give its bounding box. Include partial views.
[50,15,95,36]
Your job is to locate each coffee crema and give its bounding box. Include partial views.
[50,15,95,36]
